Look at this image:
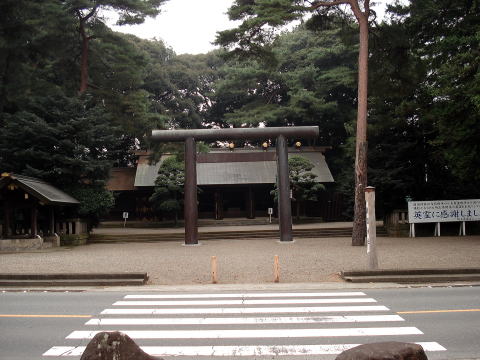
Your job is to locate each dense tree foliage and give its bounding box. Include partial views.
[366,0,480,213]
[149,156,184,225]
[288,156,325,220]
[63,0,168,94]
[405,0,480,183]
[0,95,118,186]
[270,156,325,219]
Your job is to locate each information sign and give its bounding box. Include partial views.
[408,199,480,223]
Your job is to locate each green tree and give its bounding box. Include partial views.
[216,0,375,245]
[0,95,119,225]
[63,0,168,94]
[0,95,119,186]
[149,156,185,225]
[361,16,428,214]
[0,0,78,113]
[289,156,325,219]
[362,0,480,215]
[90,33,168,154]
[404,0,480,183]
[271,156,325,220]
[69,185,115,228]
[210,24,356,152]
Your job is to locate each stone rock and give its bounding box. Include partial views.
[335,342,428,360]
[80,331,161,360]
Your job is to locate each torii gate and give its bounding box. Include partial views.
[151,126,319,245]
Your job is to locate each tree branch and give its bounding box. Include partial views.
[82,5,99,22]
[310,0,370,22]
[310,0,351,10]
[347,0,368,22]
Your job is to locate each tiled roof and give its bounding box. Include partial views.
[132,147,334,187]
[0,173,79,205]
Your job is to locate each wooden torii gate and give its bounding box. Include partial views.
[151,126,319,245]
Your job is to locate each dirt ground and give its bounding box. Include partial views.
[1,235,479,285]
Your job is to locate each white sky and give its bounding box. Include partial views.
[109,0,402,55]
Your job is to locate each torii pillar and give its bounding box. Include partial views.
[151,126,319,245]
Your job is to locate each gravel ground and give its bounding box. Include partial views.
[1,236,479,285]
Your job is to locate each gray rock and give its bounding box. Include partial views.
[335,342,428,360]
[80,331,161,360]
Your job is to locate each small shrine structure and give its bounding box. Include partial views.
[0,173,80,251]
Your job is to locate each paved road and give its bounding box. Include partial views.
[1,286,479,360]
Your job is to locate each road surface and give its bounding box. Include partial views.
[0,286,479,359]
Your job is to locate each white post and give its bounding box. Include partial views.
[459,221,466,236]
[409,223,416,238]
[365,186,378,269]
[434,222,441,237]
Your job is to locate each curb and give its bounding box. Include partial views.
[0,272,148,287]
[2,280,480,293]
[341,268,480,283]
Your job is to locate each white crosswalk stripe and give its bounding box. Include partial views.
[66,327,424,339]
[113,298,377,306]
[86,314,404,325]
[100,305,390,314]
[43,291,447,358]
[124,292,367,299]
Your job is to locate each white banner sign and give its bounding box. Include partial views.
[408,199,480,223]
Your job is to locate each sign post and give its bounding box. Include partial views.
[122,212,128,228]
[268,208,273,223]
[365,186,378,269]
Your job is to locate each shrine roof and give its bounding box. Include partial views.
[131,147,334,187]
[0,173,79,205]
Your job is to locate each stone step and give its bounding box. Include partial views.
[342,268,480,276]
[0,273,148,280]
[342,273,480,283]
[0,273,148,287]
[341,268,480,283]
[89,228,387,243]
[0,279,146,287]
[98,218,325,228]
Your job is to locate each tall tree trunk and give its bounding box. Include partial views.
[310,0,370,246]
[75,7,97,95]
[351,14,369,246]
[79,20,89,94]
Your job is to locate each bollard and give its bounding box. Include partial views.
[211,256,217,284]
[274,255,280,283]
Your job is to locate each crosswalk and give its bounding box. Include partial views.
[43,291,446,358]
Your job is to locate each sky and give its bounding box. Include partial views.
[108,1,400,55]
